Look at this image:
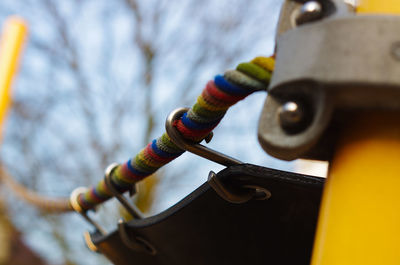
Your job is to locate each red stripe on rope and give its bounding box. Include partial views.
[205,80,245,104]
[174,120,219,141]
[144,143,175,164]
[120,163,145,182]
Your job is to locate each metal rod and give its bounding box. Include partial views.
[69,187,107,235]
[104,163,143,220]
[165,107,242,167]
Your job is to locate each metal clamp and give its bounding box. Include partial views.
[165,107,242,167]
[104,163,143,219]
[260,0,400,161]
[208,171,271,204]
[118,219,157,255]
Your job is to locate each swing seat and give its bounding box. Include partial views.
[91,164,324,265]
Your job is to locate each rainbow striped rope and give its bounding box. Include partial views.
[77,56,275,210]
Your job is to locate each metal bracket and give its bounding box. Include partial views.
[259,0,400,161]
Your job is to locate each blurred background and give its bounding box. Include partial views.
[0,0,327,264]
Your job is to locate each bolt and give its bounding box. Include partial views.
[296,1,323,25]
[279,101,303,123]
[278,101,307,133]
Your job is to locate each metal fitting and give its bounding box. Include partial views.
[259,0,400,161]
[296,1,323,25]
[278,101,306,133]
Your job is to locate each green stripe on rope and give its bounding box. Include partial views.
[236,62,272,83]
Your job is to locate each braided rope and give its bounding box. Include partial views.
[77,56,275,211]
[0,56,274,212]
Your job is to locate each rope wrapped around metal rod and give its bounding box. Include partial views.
[2,56,274,212]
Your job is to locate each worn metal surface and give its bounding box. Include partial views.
[276,0,346,38]
[259,0,400,161]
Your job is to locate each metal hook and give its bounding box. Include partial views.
[118,219,157,255]
[207,171,254,203]
[104,163,143,219]
[165,107,242,167]
[83,231,99,253]
[70,187,107,235]
[243,184,272,201]
[208,171,272,204]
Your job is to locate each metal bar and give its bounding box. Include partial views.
[104,163,143,220]
[311,2,400,264]
[311,113,400,265]
[165,108,242,167]
[357,0,400,14]
[0,17,27,139]
[69,187,107,235]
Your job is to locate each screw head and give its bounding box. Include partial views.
[296,1,323,25]
[278,101,309,134]
[279,102,303,122]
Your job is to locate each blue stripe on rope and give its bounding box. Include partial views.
[214,75,250,96]
[151,139,182,158]
[126,159,148,177]
[181,112,221,130]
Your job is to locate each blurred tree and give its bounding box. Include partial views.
[0,196,50,265]
[0,0,280,264]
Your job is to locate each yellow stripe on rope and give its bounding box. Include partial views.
[137,151,165,168]
[197,95,230,112]
[0,17,27,140]
[251,57,275,72]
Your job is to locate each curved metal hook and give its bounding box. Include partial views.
[83,231,99,253]
[208,171,272,204]
[118,219,157,255]
[104,163,143,219]
[207,171,254,203]
[165,107,242,167]
[70,187,107,235]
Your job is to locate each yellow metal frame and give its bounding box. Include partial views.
[357,0,400,14]
[0,17,27,139]
[311,1,400,264]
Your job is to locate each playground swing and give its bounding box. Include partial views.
[1,0,400,264]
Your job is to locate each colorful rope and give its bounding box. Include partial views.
[77,56,275,211]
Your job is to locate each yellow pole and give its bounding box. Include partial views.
[311,113,400,265]
[0,17,27,138]
[311,1,400,264]
[357,0,400,14]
